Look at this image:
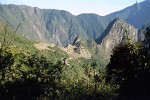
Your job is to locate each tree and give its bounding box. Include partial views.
[106,40,150,100]
[143,26,150,53]
[0,49,63,99]
[0,48,14,81]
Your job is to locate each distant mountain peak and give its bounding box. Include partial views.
[95,18,126,44]
[98,18,138,59]
[103,18,138,44]
[0,0,149,48]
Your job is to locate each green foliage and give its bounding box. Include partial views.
[0,48,118,100]
[0,48,63,99]
[143,26,150,52]
[0,22,68,64]
[0,20,117,100]
[106,39,150,99]
[60,59,118,100]
[77,14,109,40]
[0,48,14,71]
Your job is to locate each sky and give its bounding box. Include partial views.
[0,0,145,16]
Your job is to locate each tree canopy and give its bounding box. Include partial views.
[106,27,150,100]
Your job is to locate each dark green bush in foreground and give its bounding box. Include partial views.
[0,49,63,100]
[0,48,117,100]
[106,27,150,100]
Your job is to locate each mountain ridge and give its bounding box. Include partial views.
[98,18,138,59]
[107,0,150,28]
[1,1,149,46]
[0,0,148,52]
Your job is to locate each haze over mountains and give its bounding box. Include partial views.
[0,0,149,47]
[0,0,149,61]
[107,0,150,28]
[1,1,150,99]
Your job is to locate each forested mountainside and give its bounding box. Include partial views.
[0,0,150,47]
[1,0,150,100]
[0,21,118,100]
[0,19,150,100]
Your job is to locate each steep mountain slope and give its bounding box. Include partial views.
[107,0,150,28]
[75,18,138,61]
[0,5,46,41]
[0,21,35,52]
[0,4,88,47]
[0,0,150,47]
[43,9,88,46]
[68,18,138,67]
[0,2,148,47]
[0,21,101,67]
[0,21,69,63]
[98,18,138,59]
[77,14,110,40]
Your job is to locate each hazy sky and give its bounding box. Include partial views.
[0,0,145,16]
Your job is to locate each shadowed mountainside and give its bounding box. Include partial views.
[0,0,149,47]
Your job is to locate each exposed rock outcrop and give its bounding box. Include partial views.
[98,18,138,59]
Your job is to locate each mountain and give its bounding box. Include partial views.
[0,3,147,99]
[0,21,69,63]
[0,0,149,47]
[98,18,138,59]
[0,0,149,61]
[77,14,110,40]
[107,0,150,28]
[70,18,138,62]
[0,4,88,47]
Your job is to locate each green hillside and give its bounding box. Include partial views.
[0,1,150,99]
[0,22,117,100]
[0,22,68,63]
[1,0,150,47]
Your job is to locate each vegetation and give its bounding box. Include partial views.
[0,23,117,100]
[1,17,150,99]
[0,49,63,99]
[106,26,150,100]
[0,43,119,99]
[0,49,118,100]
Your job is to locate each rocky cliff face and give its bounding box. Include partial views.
[98,18,138,59]
[0,2,147,62]
[68,18,138,60]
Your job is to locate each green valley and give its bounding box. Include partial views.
[0,0,150,100]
